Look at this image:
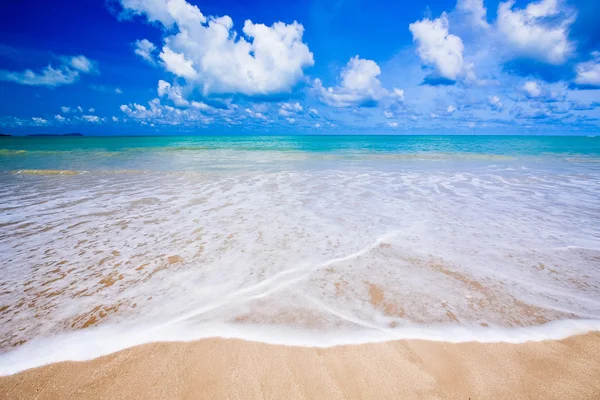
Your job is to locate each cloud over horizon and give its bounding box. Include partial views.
[0,0,599,134]
[119,0,314,98]
[0,55,98,87]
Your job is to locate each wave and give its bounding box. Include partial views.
[9,169,152,175]
[13,169,86,175]
[0,319,598,376]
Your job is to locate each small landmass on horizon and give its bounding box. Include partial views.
[25,133,84,137]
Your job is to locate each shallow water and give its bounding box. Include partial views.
[1,135,599,374]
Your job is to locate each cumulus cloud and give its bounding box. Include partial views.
[522,81,543,98]
[0,55,98,87]
[157,79,190,106]
[244,108,268,121]
[32,117,49,125]
[313,56,403,107]
[0,116,47,127]
[81,115,103,123]
[118,0,314,97]
[409,12,465,82]
[278,102,303,117]
[60,105,85,114]
[387,121,398,128]
[133,39,158,65]
[447,105,457,114]
[488,95,503,110]
[65,55,98,74]
[156,80,221,113]
[521,80,565,101]
[573,53,600,89]
[54,114,67,122]
[456,0,489,29]
[496,0,574,65]
[392,88,405,101]
[120,98,214,125]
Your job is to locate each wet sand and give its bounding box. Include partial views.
[1,332,599,400]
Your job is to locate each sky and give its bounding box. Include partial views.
[0,0,599,135]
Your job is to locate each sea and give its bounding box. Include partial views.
[0,135,599,374]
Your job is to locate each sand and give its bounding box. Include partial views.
[1,332,599,400]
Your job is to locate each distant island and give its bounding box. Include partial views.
[26,133,84,137]
[0,133,12,137]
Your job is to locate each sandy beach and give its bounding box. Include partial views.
[1,332,599,399]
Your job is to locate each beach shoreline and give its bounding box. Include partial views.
[2,332,599,399]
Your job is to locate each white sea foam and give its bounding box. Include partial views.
[1,319,600,376]
[0,152,599,375]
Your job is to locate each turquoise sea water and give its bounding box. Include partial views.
[1,135,599,171]
[1,135,599,374]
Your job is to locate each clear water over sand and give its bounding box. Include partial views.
[1,135,599,373]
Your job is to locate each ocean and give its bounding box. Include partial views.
[1,135,599,374]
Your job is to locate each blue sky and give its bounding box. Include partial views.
[0,0,599,135]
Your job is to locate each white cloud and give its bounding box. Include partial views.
[133,39,158,65]
[112,116,119,122]
[392,88,405,101]
[521,80,565,101]
[313,56,403,107]
[496,0,574,65]
[120,98,213,125]
[159,47,197,79]
[522,81,542,98]
[383,110,394,119]
[286,117,295,124]
[278,102,303,117]
[32,117,49,125]
[81,115,102,123]
[447,105,457,114]
[157,79,190,106]
[456,0,489,29]
[54,114,67,122]
[60,105,86,114]
[88,108,95,113]
[573,53,600,88]
[119,0,314,97]
[64,55,98,74]
[0,55,97,87]
[156,80,221,113]
[308,107,318,116]
[409,13,464,81]
[488,95,503,110]
[115,87,123,94]
[120,0,205,27]
[244,108,268,120]
[191,101,214,111]
[387,121,398,128]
